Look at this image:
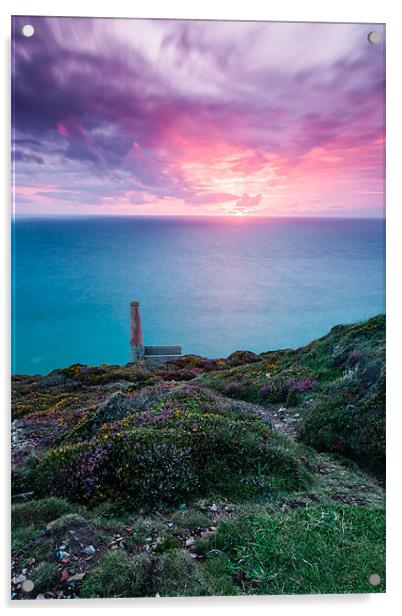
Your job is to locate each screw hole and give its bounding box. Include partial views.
[368,31,380,44]
[369,573,381,586]
[21,24,35,38]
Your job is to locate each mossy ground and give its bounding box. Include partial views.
[11,315,385,599]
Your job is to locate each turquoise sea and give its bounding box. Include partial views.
[12,216,385,375]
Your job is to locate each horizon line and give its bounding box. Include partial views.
[12,213,386,220]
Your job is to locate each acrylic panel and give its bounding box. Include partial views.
[11,16,385,600]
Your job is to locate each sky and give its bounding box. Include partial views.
[12,17,385,217]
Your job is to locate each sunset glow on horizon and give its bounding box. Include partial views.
[12,17,385,218]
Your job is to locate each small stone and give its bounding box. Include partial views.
[26,557,36,566]
[68,572,85,583]
[83,545,96,555]
[210,503,218,512]
[36,594,45,600]
[209,526,217,531]
[166,522,174,528]
[185,537,195,547]
[13,574,26,584]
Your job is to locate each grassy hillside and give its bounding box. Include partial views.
[11,315,385,599]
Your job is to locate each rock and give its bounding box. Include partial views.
[68,572,85,583]
[60,569,70,583]
[13,574,26,585]
[210,503,218,512]
[36,594,45,600]
[185,537,195,548]
[26,558,35,566]
[83,545,96,555]
[200,530,214,538]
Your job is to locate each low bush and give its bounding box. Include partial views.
[298,376,385,473]
[33,412,314,508]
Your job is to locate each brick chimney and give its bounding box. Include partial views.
[129,300,144,360]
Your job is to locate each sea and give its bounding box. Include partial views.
[12,216,385,375]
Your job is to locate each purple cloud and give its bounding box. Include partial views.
[11,17,385,216]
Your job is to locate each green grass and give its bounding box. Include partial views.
[12,497,76,529]
[197,504,385,595]
[30,562,60,594]
[80,550,152,598]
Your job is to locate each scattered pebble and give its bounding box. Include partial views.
[13,574,26,585]
[69,572,86,583]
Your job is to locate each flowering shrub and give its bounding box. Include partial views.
[33,411,313,508]
[260,376,315,404]
[288,379,315,393]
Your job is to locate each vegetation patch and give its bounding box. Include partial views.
[11,315,385,599]
[197,504,385,595]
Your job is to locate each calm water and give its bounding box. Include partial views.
[12,216,385,375]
